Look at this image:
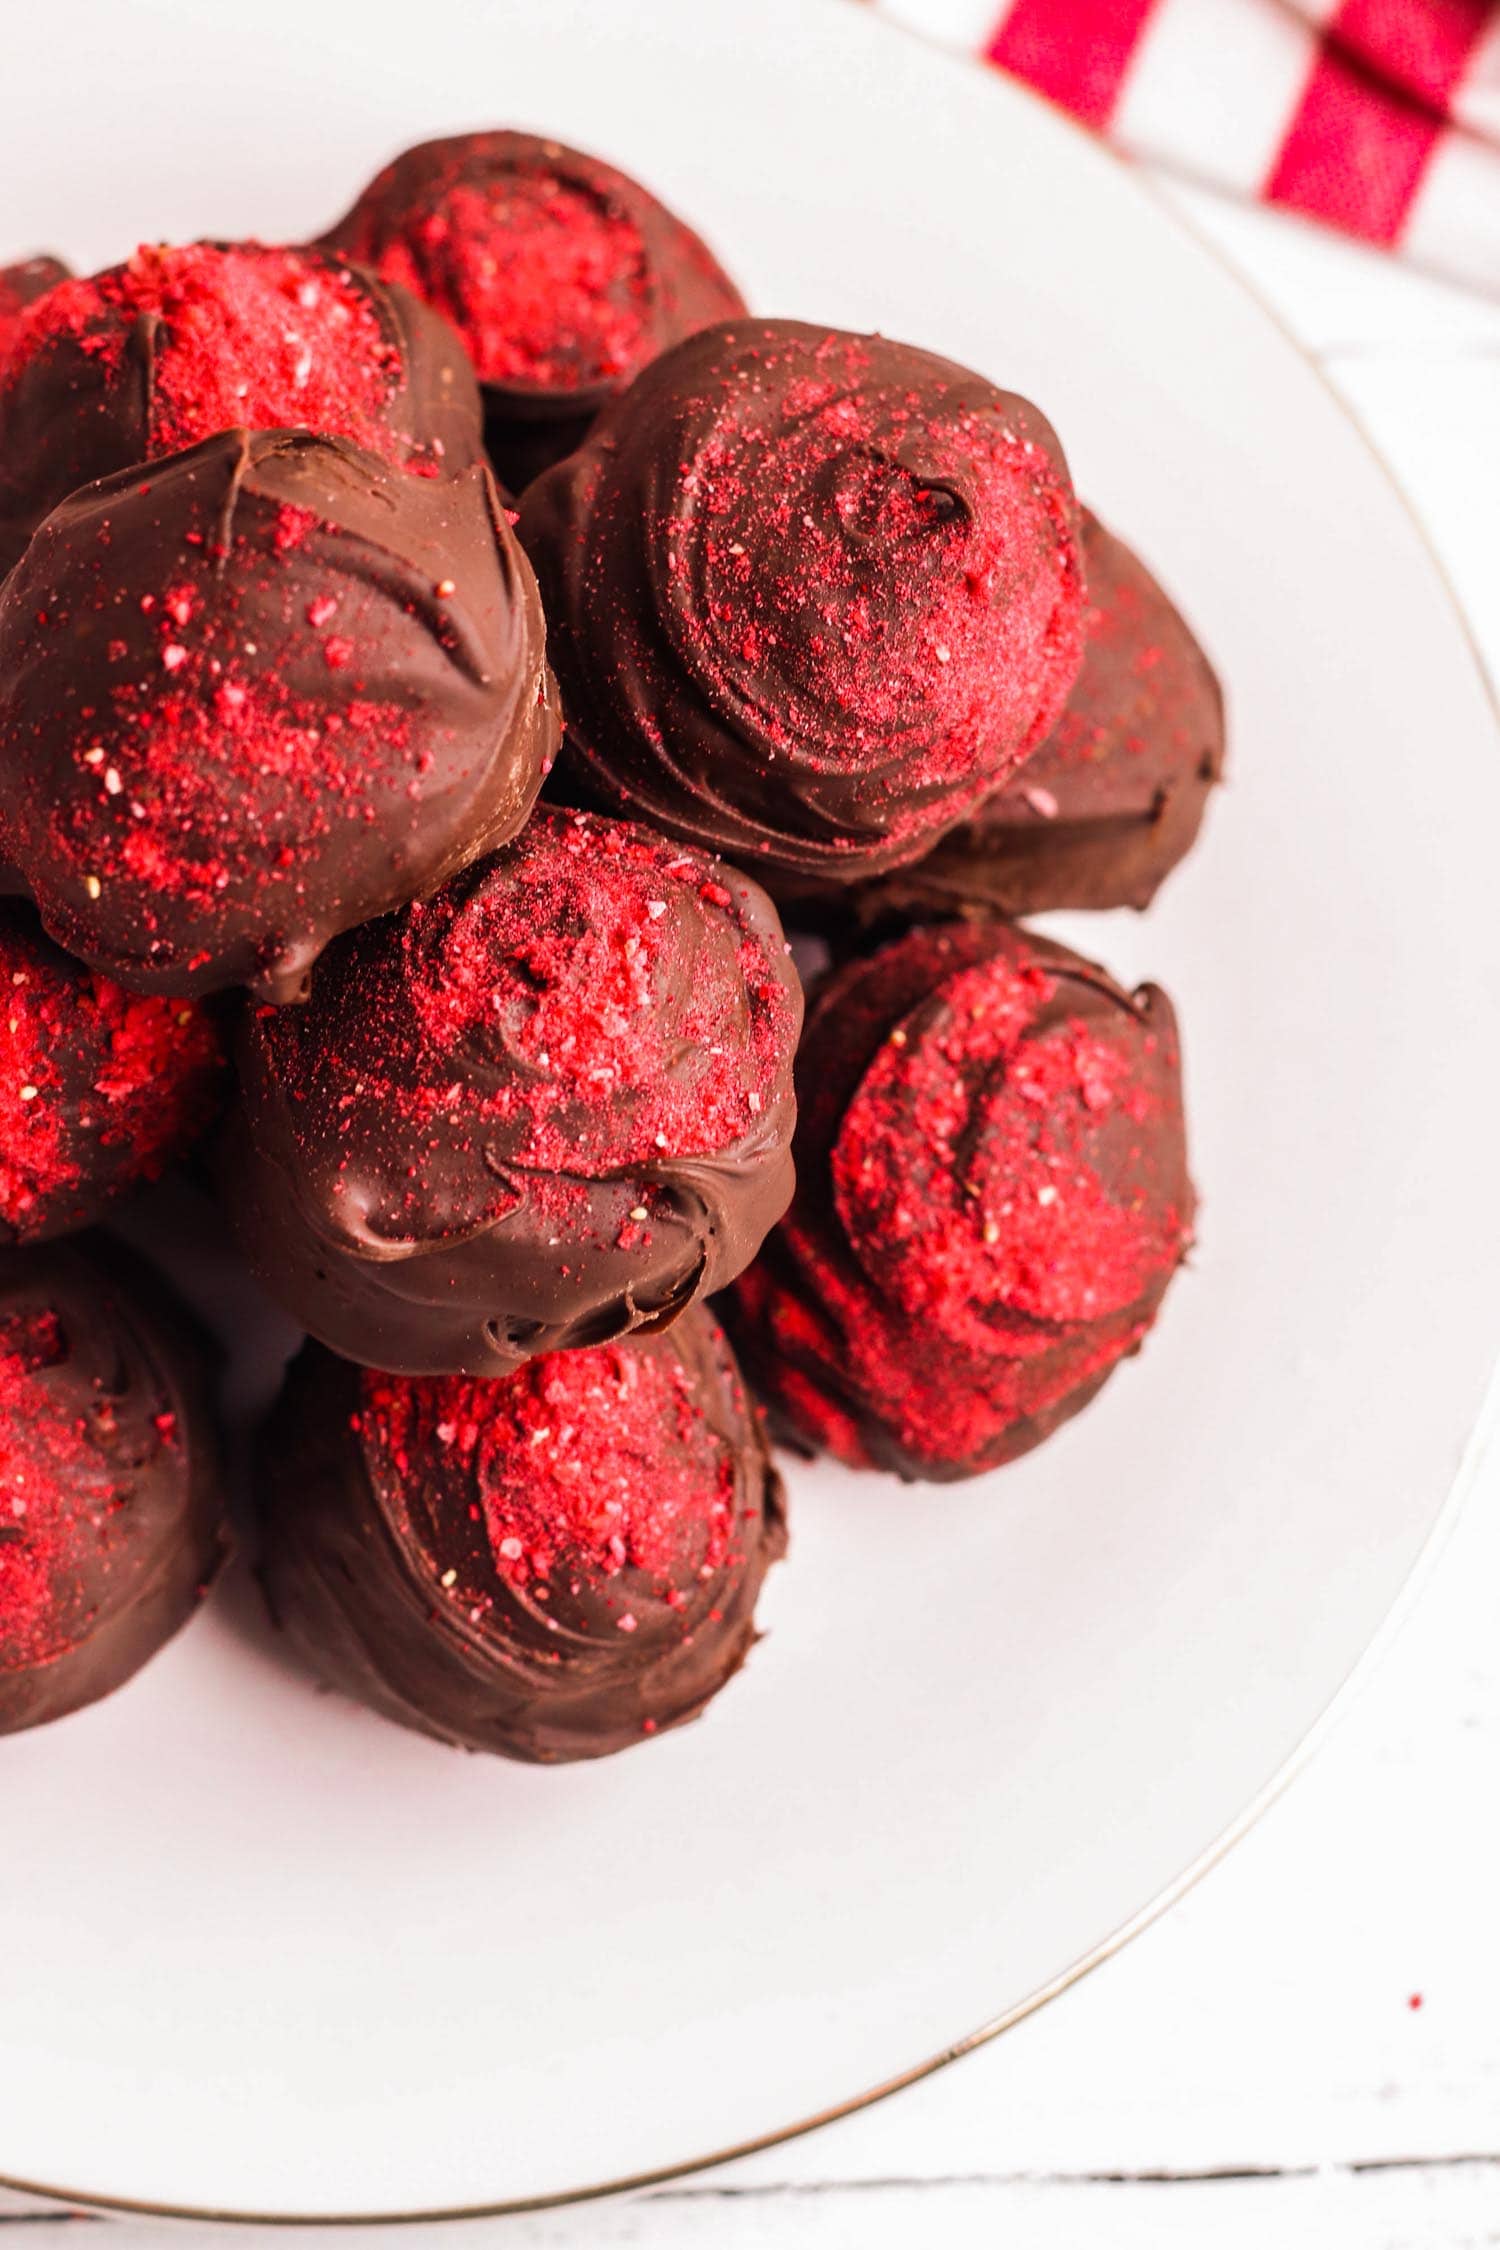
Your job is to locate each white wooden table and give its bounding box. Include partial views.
[4,180,1498,2250]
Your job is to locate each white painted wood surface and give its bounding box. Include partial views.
[3,183,1498,2250]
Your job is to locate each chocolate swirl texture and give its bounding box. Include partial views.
[0,241,482,576]
[850,512,1225,924]
[726,919,1192,1481]
[0,1235,229,1735]
[257,1312,787,1762]
[0,426,557,1000]
[221,807,802,1375]
[517,320,1085,895]
[0,902,224,1243]
[322,131,746,491]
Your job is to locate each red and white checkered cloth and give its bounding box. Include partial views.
[873,0,1500,294]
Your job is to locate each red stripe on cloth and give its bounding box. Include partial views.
[984,0,1161,130]
[1266,0,1493,246]
[1266,52,1445,243]
[1326,0,1496,116]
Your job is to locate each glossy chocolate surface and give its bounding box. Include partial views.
[223,808,802,1373]
[258,1312,786,1761]
[0,427,556,999]
[519,319,1084,896]
[0,1235,229,1735]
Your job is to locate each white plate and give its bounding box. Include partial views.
[3,0,1498,2222]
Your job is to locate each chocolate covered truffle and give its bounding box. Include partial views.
[518,321,1084,897]
[223,807,802,1374]
[258,1312,786,1762]
[0,241,481,575]
[851,513,1225,923]
[726,919,1192,1481]
[0,1236,229,1734]
[0,426,556,1000]
[0,903,223,1243]
[322,131,746,491]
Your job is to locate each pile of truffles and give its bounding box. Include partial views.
[0,131,1219,1759]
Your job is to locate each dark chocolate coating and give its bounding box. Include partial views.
[0,1235,229,1734]
[220,807,802,1374]
[518,321,1084,897]
[0,244,482,577]
[725,919,1192,1481]
[847,513,1225,924]
[0,426,557,1000]
[257,1314,787,1762]
[321,131,746,491]
[0,901,225,1244]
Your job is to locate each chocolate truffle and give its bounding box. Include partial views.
[850,513,1225,923]
[0,241,481,576]
[0,1236,229,1734]
[0,426,556,1000]
[0,256,70,373]
[322,131,746,491]
[518,321,1084,897]
[0,902,223,1243]
[726,919,1192,1481]
[258,1312,786,1762]
[222,807,802,1374]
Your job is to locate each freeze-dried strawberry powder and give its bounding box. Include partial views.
[0,1310,144,1667]
[360,1343,738,1610]
[280,811,798,1187]
[0,916,221,1237]
[6,242,406,464]
[360,175,651,391]
[832,956,1177,1355]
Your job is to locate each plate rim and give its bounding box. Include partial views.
[4,9,1498,2226]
